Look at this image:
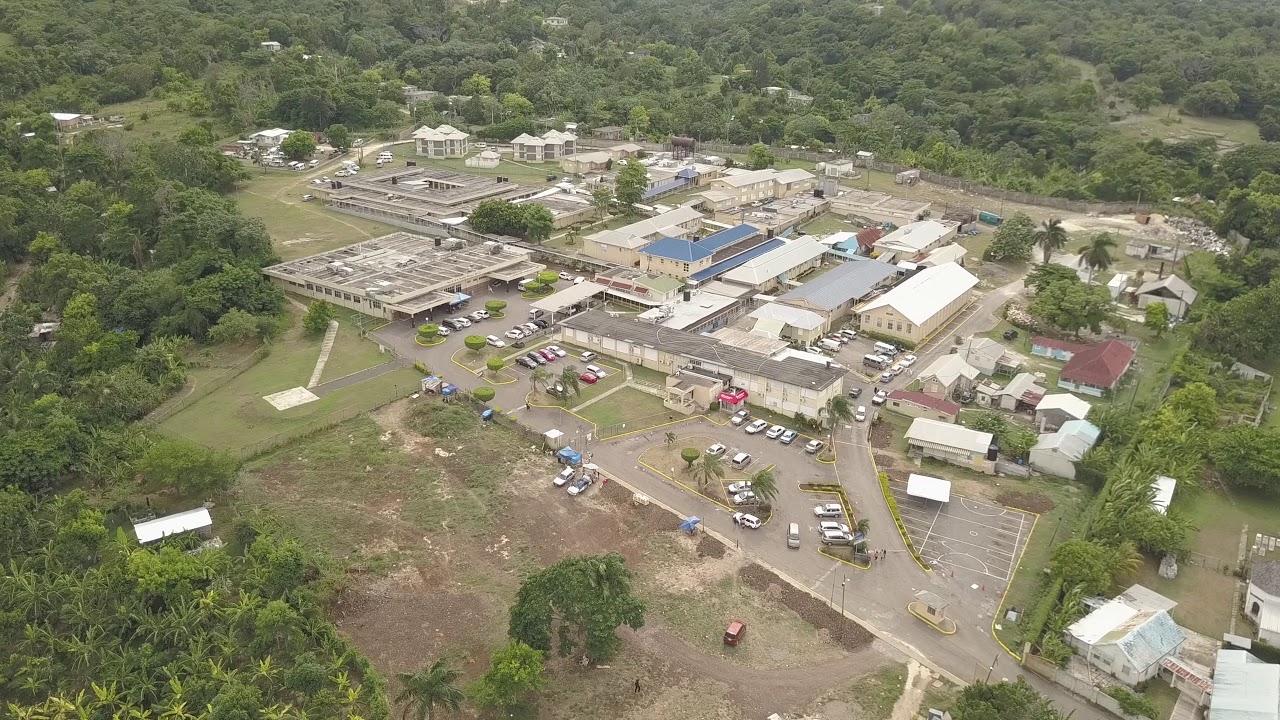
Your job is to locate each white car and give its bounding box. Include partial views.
[485,335,505,348]
[301,194,314,201]
[805,439,825,454]
[730,410,750,426]
[453,317,472,327]
[855,406,867,422]
[872,389,888,406]
[335,170,349,177]
[558,271,573,281]
[437,326,451,336]
[580,351,597,362]
[899,354,917,368]
[504,329,524,339]
[813,503,843,518]
[706,443,727,457]
[470,310,490,320]
[573,276,585,284]
[567,476,594,496]
[733,513,762,529]
[764,424,785,439]
[819,521,852,535]
[554,467,575,487]
[732,491,757,505]
[546,345,567,357]
[889,363,904,376]
[745,419,769,434]
[727,481,752,494]
[320,176,330,182]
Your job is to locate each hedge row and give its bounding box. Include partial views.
[879,472,926,568]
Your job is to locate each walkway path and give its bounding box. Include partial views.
[570,382,631,412]
[307,320,339,388]
[312,357,412,397]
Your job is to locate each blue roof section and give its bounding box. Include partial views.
[641,177,691,200]
[698,224,759,253]
[689,238,787,282]
[641,235,715,262]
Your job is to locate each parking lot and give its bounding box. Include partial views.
[886,481,1032,583]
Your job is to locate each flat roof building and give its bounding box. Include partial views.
[262,232,544,321]
[134,508,214,545]
[871,220,957,263]
[582,206,704,265]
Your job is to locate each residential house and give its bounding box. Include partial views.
[250,128,294,148]
[959,336,1020,376]
[1247,560,1280,646]
[133,508,214,545]
[824,227,885,262]
[51,112,91,131]
[1029,419,1101,479]
[594,268,686,307]
[1151,475,1176,514]
[776,256,898,331]
[1209,649,1280,720]
[638,224,766,280]
[974,372,1045,411]
[871,220,957,263]
[543,15,569,26]
[1057,340,1136,397]
[1135,274,1198,319]
[885,391,960,423]
[721,235,830,292]
[261,41,282,52]
[706,168,817,205]
[592,126,626,141]
[1031,336,1090,361]
[413,124,470,158]
[823,160,856,177]
[1066,593,1186,685]
[1034,393,1092,432]
[916,355,980,400]
[920,243,968,268]
[608,143,645,161]
[748,303,827,344]
[904,418,996,473]
[511,130,577,162]
[559,310,846,419]
[857,263,979,345]
[559,150,612,174]
[583,206,704,265]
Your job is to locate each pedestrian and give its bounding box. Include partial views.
[601,477,607,489]
[634,678,641,694]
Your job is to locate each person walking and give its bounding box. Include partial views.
[634,678,641,694]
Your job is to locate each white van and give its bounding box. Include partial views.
[529,308,545,319]
[862,354,890,369]
[787,523,801,549]
[818,338,841,353]
[517,278,534,291]
[731,452,752,469]
[873,341,899,357]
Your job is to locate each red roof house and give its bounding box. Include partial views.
[886,390,961,423]
[1057,340,1136,397]
[857,227,885,251]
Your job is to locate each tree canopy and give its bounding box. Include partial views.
[508,553,645,660]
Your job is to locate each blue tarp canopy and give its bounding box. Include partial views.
[481,408,494,421]
[441,383,457,396]
[449,293,471,305]
[556,447,582,465]
[679,516,701,532]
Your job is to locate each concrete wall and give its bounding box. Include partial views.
[908,441,995,474]
[1029,448,1077,479]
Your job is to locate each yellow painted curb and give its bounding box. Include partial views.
[637,460,736,514]
[415,336,447,347]
[991,510,1039,662]
[869,455,932,573]
[908,603,958,635]
[819,547,871,571]
[481,370,520,386]
[370,320,392,332]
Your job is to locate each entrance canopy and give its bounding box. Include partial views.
[530,281,608,313]
[449,292,471,305]
[907,473,951,503]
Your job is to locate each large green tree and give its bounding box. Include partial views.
[468,642,545,711]
[137,438,239,495]
[508,553,645,660]
[614,161,648,212]
[1028,277,1114,338]
[952,679,1068,720]
[280,130,317,161]
[983,213,1036,263]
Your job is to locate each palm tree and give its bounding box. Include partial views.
[690,454,726,490]
[1076,232,1117,284]
[664,431,676,446]
[529,366,550,395]
[818,395,856,457]
[560,366,581,397]
[854,518,871,551]
[1034,217,1069,265]
[1108,540,1143,582]
[394,659,465,720]
[749,468,778,505]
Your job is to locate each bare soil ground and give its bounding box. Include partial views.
[239,398,897,719]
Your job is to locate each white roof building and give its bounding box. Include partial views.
[1065,596,1186,684]
[918,354,981,388]
[907,473,952,503]
[585,206,704,251]
[873,220,955,257]
[1152,475,1177,514]
[749,303,826,337]
[1211,649,1280,720]
[1036,393,1092,421]
[905,418,993,455]
[133,508,213,544]
[413,124,470,141]
[858,262,979,326]
[920,243,968,267]
[51,112,83,122]
[722,236,830,288]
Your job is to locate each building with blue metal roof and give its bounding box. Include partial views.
[638,224,767,279]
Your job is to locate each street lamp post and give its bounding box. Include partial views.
[839,579,848,639]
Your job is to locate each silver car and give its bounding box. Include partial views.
[727,481,752,494]
[813,503,843,518]
[732,491,757,505]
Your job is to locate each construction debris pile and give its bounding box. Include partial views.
[1157,216,1231,255]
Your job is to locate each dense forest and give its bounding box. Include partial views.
[5,0,1280,202]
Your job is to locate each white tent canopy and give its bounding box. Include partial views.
[133,507,212,544]
[907,473,952,503]
[530,281,607,313]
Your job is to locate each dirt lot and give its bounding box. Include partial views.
[238,397,900,719]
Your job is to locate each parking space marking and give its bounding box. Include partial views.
[886,482,1031,583]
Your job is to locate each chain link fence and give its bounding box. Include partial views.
[146,344,273,424]
[231,383,420,460]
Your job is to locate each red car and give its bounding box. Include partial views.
[723,620,746,646]
[538,348,557,362]
[580,372,599,384]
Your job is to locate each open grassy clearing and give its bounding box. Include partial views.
[234,171,401,260]
[237,399,881,719]
[159,310,419,450]
[319,322,393,382]
[385,144,564,186]
[576,387,668,427]
[1113,104,1261,145]
[845,663,909,719]
[95,97,207,140]
[798,213,856,236]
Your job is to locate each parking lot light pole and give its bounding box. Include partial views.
[839,579,848,639]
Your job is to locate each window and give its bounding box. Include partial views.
[907,325,913,333]
[306,283,314,291]
[343,293,352,301]
[324,288,332,295]
[876,318,882,327]
[863,314,870,323]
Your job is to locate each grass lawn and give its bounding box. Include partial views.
[234,171,401,260]
[1143,679,1181,720]
[845,664,908,719]
[385,145,561,186]
[159,311,421,451]
[630,364,668,385]
[95,98,203,140]
[799,213,856,236]
[577,386,668,428]
[1113,104,1260,145]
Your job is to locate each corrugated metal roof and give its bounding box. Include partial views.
[907,473,951,503]
[1109,610,1185,671]
[1069,600,1139,645]
[777,256,898,311]
[689,238,786,282]
[859,262,978,325]
[134,508,212,544]
[722,237,830,285]
[749,303,826,330]
[1036,393,1092,419]
[905,418,992,453]
[1210,649,1280,720]
[1151,475,1177,514]
[874,221,954,253]
[642,235,715,262]
[699,224,759,252]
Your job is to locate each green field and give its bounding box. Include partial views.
[576,386,668,427]
[1113,105,1261,145]
[235,170,401,260]
[95,97,206,140]
[159,310,418,451]
[385,144,563,186]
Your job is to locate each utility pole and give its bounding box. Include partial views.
[839,579,848,639]
[984,652,999,684]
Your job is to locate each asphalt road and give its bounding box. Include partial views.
[375,278,1111,719]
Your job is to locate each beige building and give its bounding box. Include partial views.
[511,130,577,162]
[904,418,995,474]
[559,311,845,419]
[559,150,612,174]
[706,168,817,206]
[720,235,830,292]
[884,391,960,423]
[916,355,980,400]
[858,263,978,345]
[638,224,763,280]
[413,124,470,158]
[582,206,703,265]
[871,220,956,262]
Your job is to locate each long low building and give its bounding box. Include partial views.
[858,263,978,345]
[583,205,705,266]
[263,232,544,322]
[721,235,830,292]
[558,310,845,418]
[776,256,899,332]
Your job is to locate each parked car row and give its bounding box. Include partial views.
[514,345,566,369]
[551,462,600,496]
[729,410,819,452]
